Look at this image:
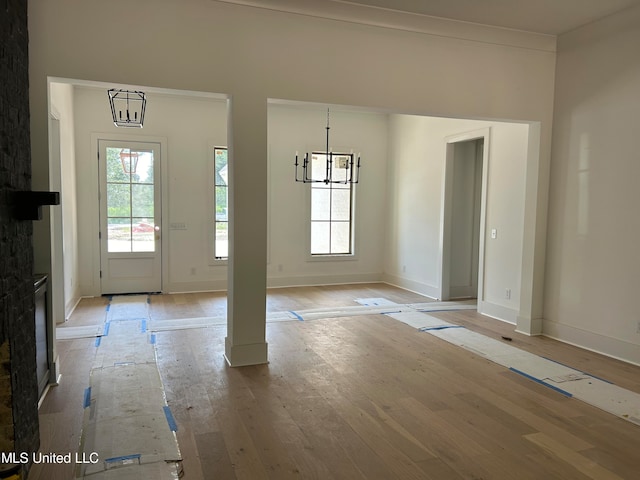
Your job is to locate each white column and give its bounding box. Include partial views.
[516,121,548,336]
[224,93,268,366]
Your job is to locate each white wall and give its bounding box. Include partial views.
[385,115,530,322]
[546,5,640,364]
[49,83,80,318]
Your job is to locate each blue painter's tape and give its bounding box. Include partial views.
[542,356,614,384]
[163,405,178,432]
[102,323,110,336]
[141,319,147,333]
[419,325,466,332]
[83,387,91,408]
[105,304,111,312]
[150,333,156,344]
[95,336,101,347]
[509,367,573,398]
[147,296,151,304]
[289,310,304,321]
[105,453,141,464]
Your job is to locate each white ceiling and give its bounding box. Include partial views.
[337,0,640,35]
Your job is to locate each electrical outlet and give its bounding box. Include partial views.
[505,288,511,300]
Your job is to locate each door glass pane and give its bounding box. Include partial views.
[132,151,154,183]
[107,184,131,217]
[108,218,132,253]
[132,218,155,252]
[132,184,154,217]
[106,148,131,182]
[105,145,156,253]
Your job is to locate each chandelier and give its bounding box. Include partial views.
[108,89,147,128]
[294,109,360,184]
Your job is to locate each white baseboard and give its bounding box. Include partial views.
[479,300,518,325]
[64,295,83,321]
[381,273,439,300]
[543,319,640,367]
[267,272,383,289]
[166,279,228,293]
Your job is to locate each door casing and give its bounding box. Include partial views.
[439,128,490,304]
[94,135,166,294]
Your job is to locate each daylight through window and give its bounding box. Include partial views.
[310,152,354,255]
[214,147,228,259]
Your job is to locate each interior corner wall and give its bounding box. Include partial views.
[545,5,640,365]
[385,115,529,323]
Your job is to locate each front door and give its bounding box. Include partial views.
[99,140,162,294]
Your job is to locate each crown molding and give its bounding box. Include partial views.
[214,0,556,52]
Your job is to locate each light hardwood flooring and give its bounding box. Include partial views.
[30,284,640,479]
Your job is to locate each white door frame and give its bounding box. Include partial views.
[91,133,169,295]
[439,127,490,306]
[48,111,66,322]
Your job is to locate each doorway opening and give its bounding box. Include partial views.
[440,128,489,303]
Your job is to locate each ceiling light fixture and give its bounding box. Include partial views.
[108,88,147,128]
[294,109,361,184]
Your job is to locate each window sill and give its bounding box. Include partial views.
[306,253,358,262]
[208,258,228,266]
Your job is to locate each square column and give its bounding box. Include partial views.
[224,94,268,366]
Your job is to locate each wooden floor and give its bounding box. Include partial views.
[30,284,640,479]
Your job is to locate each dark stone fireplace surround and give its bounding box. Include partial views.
[1,0,42,476]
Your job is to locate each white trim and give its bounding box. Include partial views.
[304,147,360,260]
[543,320,640,368]
[381,273,440,300]
[267,272,382,288]
[215,0,556,52]
[478,300,518,325]
[91,133,169,294]
[208,142,230,265]
[48,113,66,325]
[224,338,268,367]
[64,295,83,322]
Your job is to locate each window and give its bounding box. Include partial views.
[213,147,228,259]
[310,152,355,255]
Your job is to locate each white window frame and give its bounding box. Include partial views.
[306,150,358,262]
[208,145,229,265]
